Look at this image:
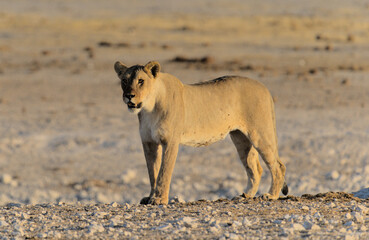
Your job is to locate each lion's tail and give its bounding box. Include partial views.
[282,181,289,196]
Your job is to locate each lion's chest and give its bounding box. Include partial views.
[139,113,163,143]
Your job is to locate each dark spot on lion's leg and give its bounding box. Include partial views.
[140,196,151,205]
[282,182,289,195]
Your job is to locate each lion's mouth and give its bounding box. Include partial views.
[127,102,142,109]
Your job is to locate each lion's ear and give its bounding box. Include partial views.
[114,61,128,76]
[144,61,161,78]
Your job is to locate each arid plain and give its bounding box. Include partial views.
[0,0,368,238]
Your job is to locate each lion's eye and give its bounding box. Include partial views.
[138,79,144,86]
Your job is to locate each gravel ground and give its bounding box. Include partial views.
[0,192,368,239]
[1,1,369,239]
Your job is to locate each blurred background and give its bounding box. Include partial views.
[0,0,369,204]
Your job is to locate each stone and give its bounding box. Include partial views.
[155,223,172,231]
[303,221,320,230]
[344,221,354,227]
[326,171,340,180]
[290,223,305,231]
[352,212,364,223]
[87,223,105,234]
[0,174,13,184]
[169,196,185,204]
[21,212,30,220]
[301,206,309,211]
[0,220,9,227]
[360,225,367,231]
[209,226,220,233]
[229,233,240,240]
[178,217,197,228]
[353,204,368,214]
[242,217,251,226]
[120,170,137,183]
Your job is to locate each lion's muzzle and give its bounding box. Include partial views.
[127,101,142,109]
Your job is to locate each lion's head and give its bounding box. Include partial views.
[114,61,160,114]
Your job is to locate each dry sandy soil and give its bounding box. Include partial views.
[0,0,369,239]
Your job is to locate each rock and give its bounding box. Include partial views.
[354,204,368,214]
[87,223,105,234]
[0,174,13,184]
[0,220,9,227]
[352,188,369,199]
[0,173,17,186]
[344,221,354,227]
[109,216,122,227]
[274,219,284,224]
[290,223,305,231]
[351,212,364,223]
[178,217,197,228]
[96,192,109,203]
[209,219,220,226]
[326,171,339,180]
[242,217,251,226]
[169,196,185,204]
[301,206,309,211]
[303,221,320,230]
[229,233,240,240]
[120,170,137,183]
[344,235,355,240]
[155,223,172,231]
[313,212,321,219]
[21,212,30,220]
[360,225,367,231]
[209,226,220,233]
[326,202,336,208]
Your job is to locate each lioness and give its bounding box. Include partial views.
[114,61,288,204]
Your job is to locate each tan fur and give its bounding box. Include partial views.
[114,61,287,204]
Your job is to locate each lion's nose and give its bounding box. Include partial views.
[125,94,135,100]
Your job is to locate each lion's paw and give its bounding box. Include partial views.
[232,193,253,201]
[148,197,167,205]
[258,193,279,201]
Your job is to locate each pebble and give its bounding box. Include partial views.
[301,206,310,211]
[0,174,18,186]
[178,216,197,228]
[0,220,9,227]
[303,221,320,230]
[290,223,305,231]
[169,196,185,204]
[87,223,105,234]
[155,223,172,231]
[326,171,340,180]
[344,221,354,227]
[0,195,367,239]
[21,212,30,220]
[120,170,137,183]
[0,174,13,184]
[242,217,252,226]
[229,233,241,240]
[352,212,364,223]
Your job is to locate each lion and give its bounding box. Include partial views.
[114,60,288,205]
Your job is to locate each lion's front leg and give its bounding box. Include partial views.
[141,142,162,204]
[148,141,179,205]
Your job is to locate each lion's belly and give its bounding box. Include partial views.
[180,125,235,147]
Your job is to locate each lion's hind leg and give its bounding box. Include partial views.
[250,135,286,200]
[230,130,263,198]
